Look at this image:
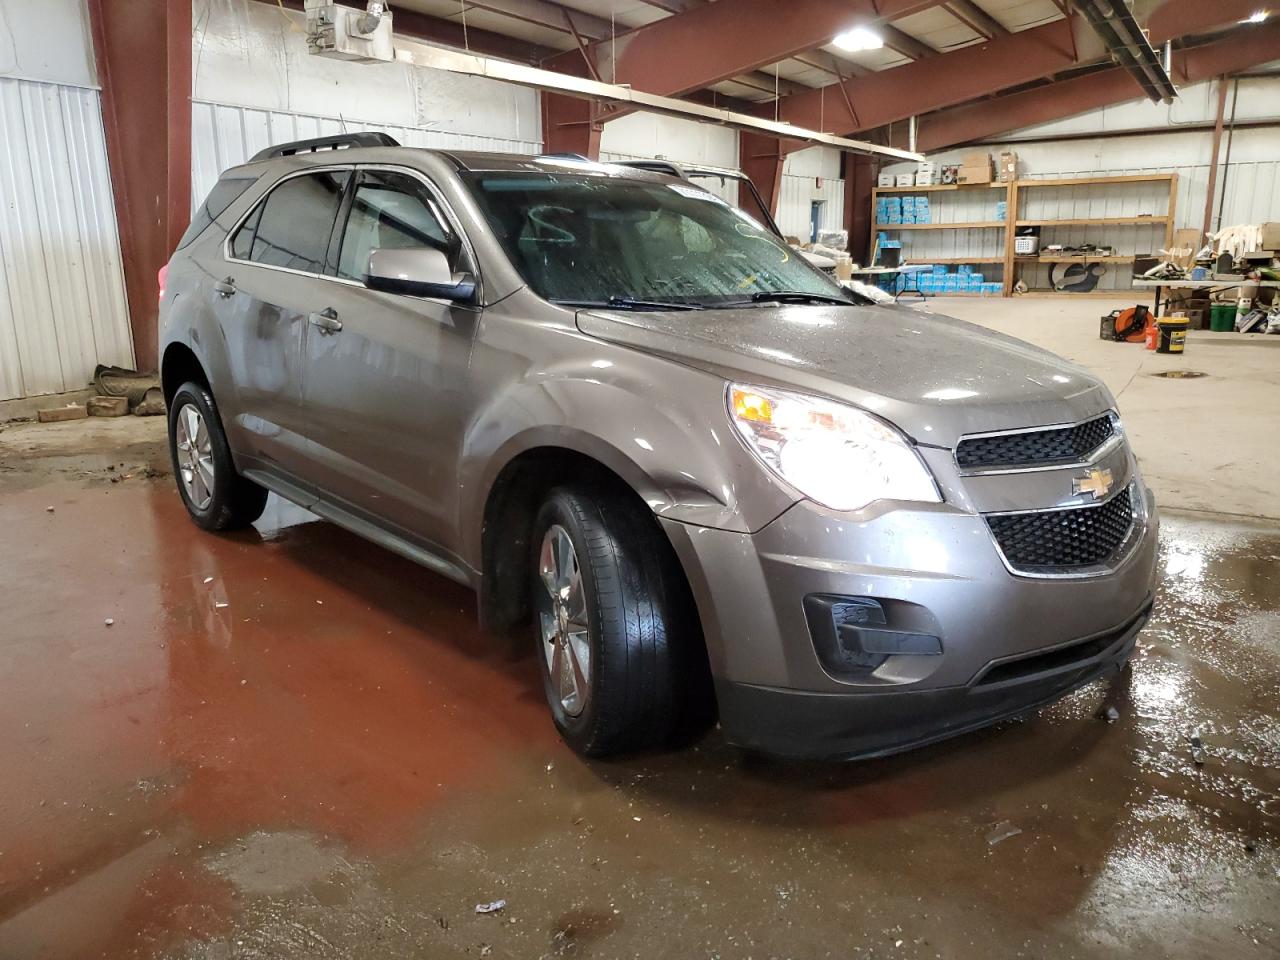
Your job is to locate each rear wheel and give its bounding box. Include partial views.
[168,381,268,531]
[531,485,709,757]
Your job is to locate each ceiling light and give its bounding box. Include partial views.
[1241,9,1269,23]
[833,27,884,52]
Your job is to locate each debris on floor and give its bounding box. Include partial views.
[986,821,1022,846]
[475,900,507,915]
[37,404,88,423]
[94,364,166,417]
[1189,732,1207,766]
[1099,705,1121,723]
[87,395,129,418]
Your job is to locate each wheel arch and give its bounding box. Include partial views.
[160,341,210,408]
[474,431,672,634]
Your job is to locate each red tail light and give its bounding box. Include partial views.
[157,263,169,306]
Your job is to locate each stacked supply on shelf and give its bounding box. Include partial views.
[875,195,932,225]
[877,195,902,224]
[995,200,1008,222]
[915,264,1002,296]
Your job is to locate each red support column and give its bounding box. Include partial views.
[738,131,786,220]
[87,0,192,373]
[842,152,879,263]
[541,93,601,159]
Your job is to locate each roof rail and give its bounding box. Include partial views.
[248,132,401,163]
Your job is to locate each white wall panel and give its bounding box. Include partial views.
[776,173,845,241]
[193,0,540,147]
[0,77,132,401]
[599,111,740,169]
[192,100,541,206]
[0,0,97,87]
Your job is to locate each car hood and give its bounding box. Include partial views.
[576,303,1113,448]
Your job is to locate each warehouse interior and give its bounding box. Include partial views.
[1,0,1278,957]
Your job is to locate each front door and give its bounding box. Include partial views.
[217,167,351,484]
[298,167,479,555]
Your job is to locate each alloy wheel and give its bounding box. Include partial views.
[174,403,215,511]
[537,524,592,717]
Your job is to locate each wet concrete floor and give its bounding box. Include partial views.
[0,430,1277,958]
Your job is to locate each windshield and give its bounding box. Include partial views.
[462,171,850,308]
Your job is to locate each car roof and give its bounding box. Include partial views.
[224,145,675,185]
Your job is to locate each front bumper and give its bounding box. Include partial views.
[715,600,1148,759]
[660,485,1159,760]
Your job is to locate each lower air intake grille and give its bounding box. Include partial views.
[957,414,1115,469]
[987,488,1135,572]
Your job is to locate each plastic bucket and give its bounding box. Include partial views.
[1157,317,1190,354]
[1209,303,1235,332]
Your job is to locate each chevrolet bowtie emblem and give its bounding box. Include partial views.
[1073,467,1114,500]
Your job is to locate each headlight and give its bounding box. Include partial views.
[728,384,941,512]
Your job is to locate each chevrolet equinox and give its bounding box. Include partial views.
[159,134,1158,760]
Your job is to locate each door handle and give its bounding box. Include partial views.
[214,277,237,298]
[308,308,343,335]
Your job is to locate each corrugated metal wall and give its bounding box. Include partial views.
[776,174,846,241]
[0,77,133,401]
[192,99,542,211]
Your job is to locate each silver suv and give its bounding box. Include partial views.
[159,134,1158,760]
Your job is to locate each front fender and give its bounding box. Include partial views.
[457,357,797,568]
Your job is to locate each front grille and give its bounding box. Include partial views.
[956,414,1115,469]
[986,487,1134,572]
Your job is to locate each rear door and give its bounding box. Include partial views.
[297,166,480,554]
[219,167,351,484]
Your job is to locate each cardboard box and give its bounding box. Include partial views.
[998,151,1018,182]
[914,172,933,186]
[957,161,992,185]
[894,173,915,187]
[877,173,895,187]
[961,151,991,168]
[1261,222,1280,250]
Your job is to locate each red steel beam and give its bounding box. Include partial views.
[778,19,1079,134]
[543,0,946,98]
[911,22,1280,151]
[87,0,191,374]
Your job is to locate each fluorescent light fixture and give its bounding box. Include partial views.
[833,27,884,52]
[1241,9,1269,22]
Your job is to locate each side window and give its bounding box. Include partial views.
[180,176,256,248]
[230,203,261,261]
[233,170,350,273]
[337,171,452,281]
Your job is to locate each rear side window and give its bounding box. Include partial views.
[231,170,350,274]
[178,176,255,248]
[336,171,451,281]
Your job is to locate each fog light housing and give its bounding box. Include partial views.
[804,594,943,678]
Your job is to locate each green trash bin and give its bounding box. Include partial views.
[1209,302,1236,332]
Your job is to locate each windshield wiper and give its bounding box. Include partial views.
[551,297,705,311]
[744,291,855,306]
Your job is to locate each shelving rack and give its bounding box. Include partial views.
[869,172,1178,297]
[1005,173,1177,296]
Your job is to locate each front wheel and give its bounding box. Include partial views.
[531,485,709,757]
[167,381,268,531]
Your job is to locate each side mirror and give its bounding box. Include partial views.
[364,247,477,304]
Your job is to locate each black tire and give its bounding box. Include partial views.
[167,381,268,531]
[531,485,712,757]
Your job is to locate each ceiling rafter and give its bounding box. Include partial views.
[944,0,1009,39]
[540,0,947,99]
[902,21,1280,150]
